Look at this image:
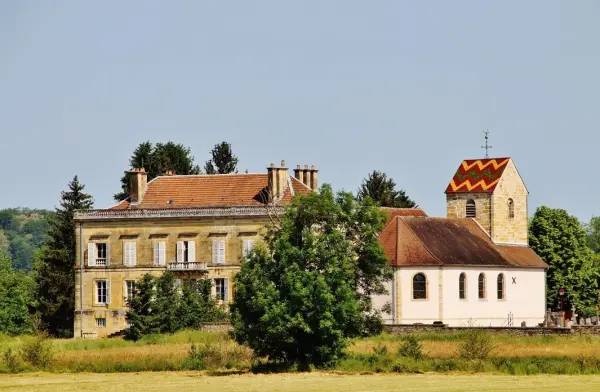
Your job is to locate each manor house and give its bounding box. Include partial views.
[74,161,314,337]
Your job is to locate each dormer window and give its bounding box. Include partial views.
[508,198,515,219]
[466,199,476,218]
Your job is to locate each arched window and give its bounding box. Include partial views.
[459,273,467,299]
[466,199,476,218]
[478,273,486,299]
[497,274,505,300]
[413,273,427,299]
[508,199,515,219]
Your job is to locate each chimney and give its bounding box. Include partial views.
[310,165,318,191]
[267,161,288,201]
[302,165,311,188]
[165,169,176,176]
[127,167,148,203]
[294,165,304,184]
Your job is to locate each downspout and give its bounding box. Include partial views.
[391,270,396,324]
[79,221,84,338]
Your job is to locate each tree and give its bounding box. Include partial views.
[33,176,94,338]
[357,171,417,208]
[585,216,600,254]
[204,142,239,174]
[114,141,201,200]
[0,230,9,254]
[124,272,226,341]
[230,184,391,368]
[0,250,36,335]
[529,206,600,316]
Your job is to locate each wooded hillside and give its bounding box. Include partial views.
[0,208,52,271]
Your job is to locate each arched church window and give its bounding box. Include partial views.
[459,273,467,299]
[466,199,476,218]
[497,274,505,300]
[413,273,427,299]
[478,273,486,299]
[508,199,515,219]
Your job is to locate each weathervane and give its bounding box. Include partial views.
[481,129,492,159]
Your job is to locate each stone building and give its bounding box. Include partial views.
[73,161,315,338]
[372,158,548,327]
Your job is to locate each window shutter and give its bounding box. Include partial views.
[219,240,225,264]
[106,280,111,304]
[188,241,196,263]
[88,243,96,266]
[224,279,229,301]
[159,242,166,265]
[243,239,255,257]
[153,242,160,265]
[130,243,137,266]
[106,243,111,266]
[212,241,218,264]
[123,243,129,266]
[242,240,249,258]
[177,241,184,263]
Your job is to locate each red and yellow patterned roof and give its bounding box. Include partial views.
[445,158,510,193]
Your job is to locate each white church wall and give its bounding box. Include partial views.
[371,266,546,327]
[371,279,394,324]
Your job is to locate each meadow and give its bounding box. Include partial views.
[1,329,600,375]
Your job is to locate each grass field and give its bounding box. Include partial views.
[2,330,600,375]
[2,372,600,392]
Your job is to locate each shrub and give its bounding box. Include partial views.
[459,329,494,360]
[21,334,54,368]
[398,334,423,360]
[3,347,24,373]
[433,358,458,372]
[372,343,388,356]
[183,341,251,370]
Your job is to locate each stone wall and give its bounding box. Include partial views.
[384,324,600,336]
[446,193,491,234]
[200,323,234,332]
[491,159,528,245]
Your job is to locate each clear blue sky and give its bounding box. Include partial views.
[1,1,598,222]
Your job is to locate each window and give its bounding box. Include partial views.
[212,239,226,264]
[153,241,166,265]
[459,273,467,299]
[123,242,137,266]
[215,278,228,301]
[497,274,505,300]
[96,280,110,304]
[88,242,110,266]
[412,273,427,299]
[478,273,486,299]
[242,239,255,258]
[176,241,196,263]
[466,199,476,218]
[96,318,106,328]
[508,199,515,219]
[125,280,136,303]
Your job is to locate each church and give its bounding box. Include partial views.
[372,157,548,327]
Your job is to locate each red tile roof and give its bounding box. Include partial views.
[445,158,510,193]
[111,173,312,210]
[380,216,547,269]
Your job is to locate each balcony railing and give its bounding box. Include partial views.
[95,258,107,266]
[167,262,209,271]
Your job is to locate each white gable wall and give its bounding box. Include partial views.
[371,266,546,327]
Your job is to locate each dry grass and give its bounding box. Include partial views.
[350,335,600,358]
[1,372,600,392]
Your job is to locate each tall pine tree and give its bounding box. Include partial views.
[204,141,239,174]
[357,170,417,208]
[114,141,201,201]
[33,176,93,337]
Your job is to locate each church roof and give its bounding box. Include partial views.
[380,216,547,269]
[111,174,311,210]
[445,158,510,193]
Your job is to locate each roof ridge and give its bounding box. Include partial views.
[156,173,266,179]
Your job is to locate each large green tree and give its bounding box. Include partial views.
[33,176,94,338]
[357,170,417,208]
[529,206,600,316]
[585,216,600,254]
[204,141,239,174]
[0,250,36,335]
[230,184,391,368]
[114,141,201,201]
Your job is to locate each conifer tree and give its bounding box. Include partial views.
[204,142,239,174]
[33,176,93,337]
[357,171,416,208]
